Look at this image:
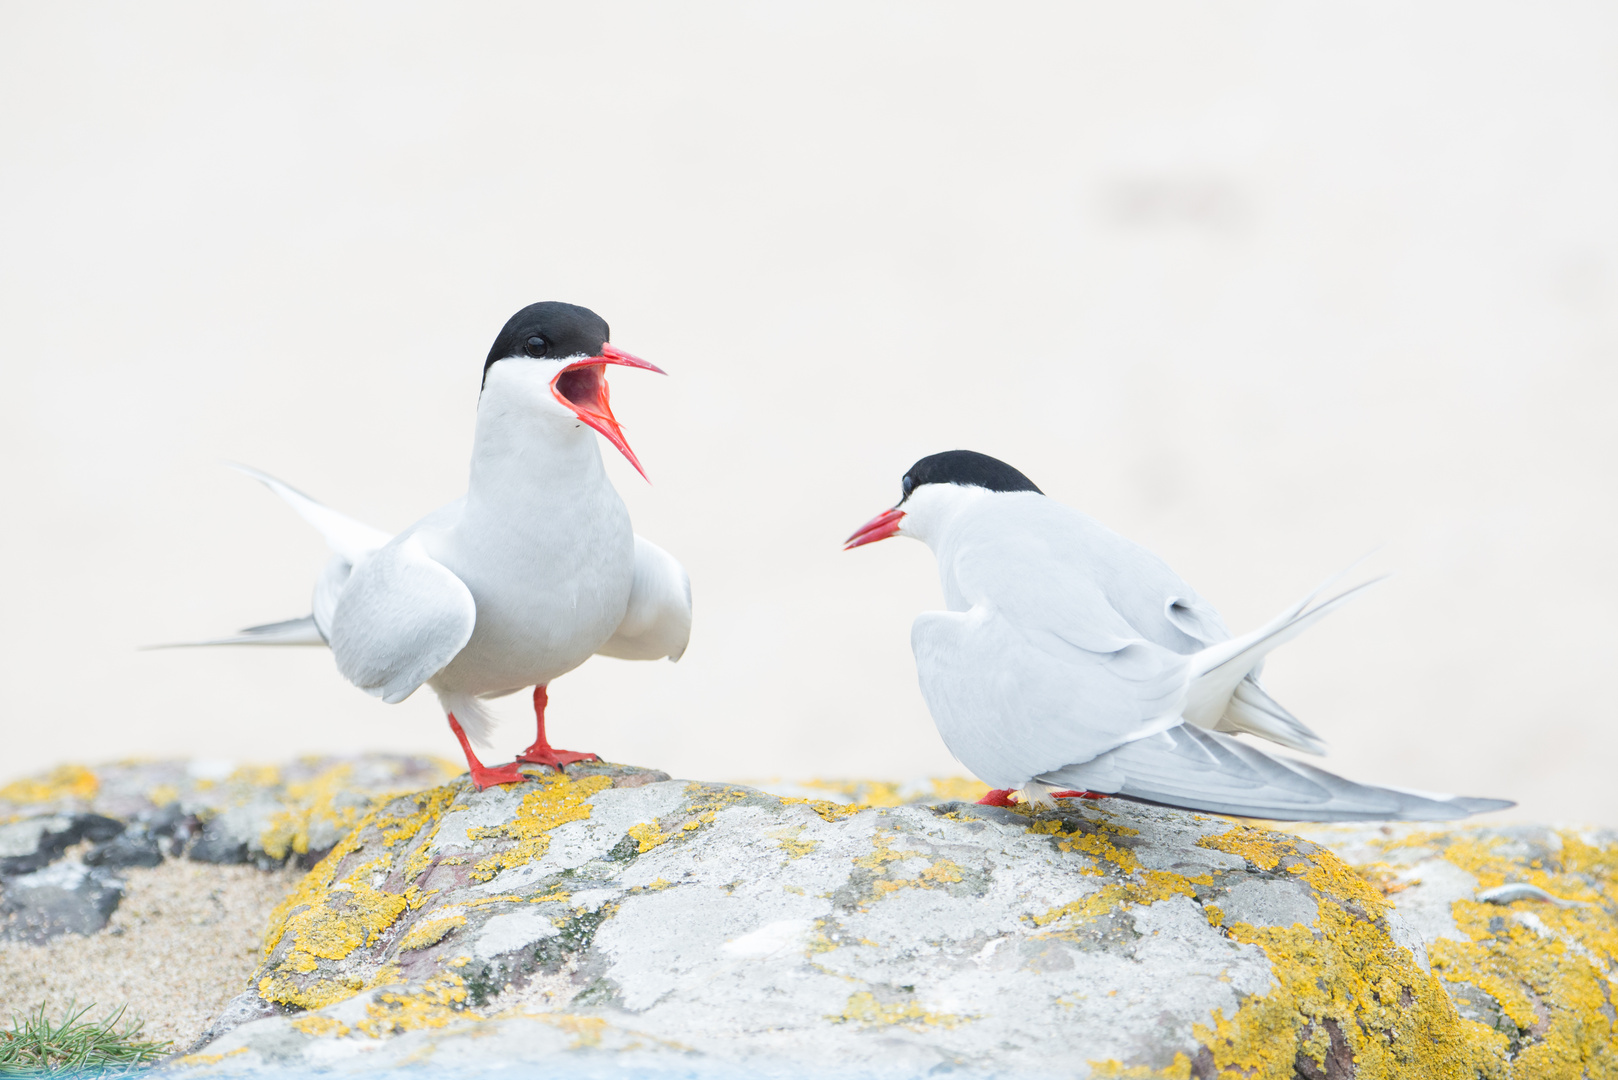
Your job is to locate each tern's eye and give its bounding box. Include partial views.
[901,475,915,497]
[524,336,548,358]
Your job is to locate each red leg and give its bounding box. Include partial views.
[515,686,600,771]
[977,789,1019,807]
[1051,790,1108,800]
[447,714,527,790]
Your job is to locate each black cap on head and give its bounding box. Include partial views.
[483,302,610,387]
[899,450,1043,501]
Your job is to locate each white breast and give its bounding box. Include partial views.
[419,366,636,695]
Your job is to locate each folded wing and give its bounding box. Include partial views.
[328,535,476,704]
[1038,724,1512,821]
[596,536,692,661]
[911,604,1189,788]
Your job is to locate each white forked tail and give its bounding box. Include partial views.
[226,463,391,563]
[144,615,326,649]
[1181,575,1386,731]
[147,465,391,651]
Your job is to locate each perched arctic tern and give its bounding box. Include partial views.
[845,450,1510,821]
[172,302,692,790]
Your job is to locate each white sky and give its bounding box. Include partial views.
[2,2,1614,822]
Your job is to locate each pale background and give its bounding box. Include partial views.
[2,3,1614,822]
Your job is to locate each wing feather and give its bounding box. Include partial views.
[596,536,692,661]
[328,535,475,704]
[1038,725,1512,821]
[911,605,1187,789]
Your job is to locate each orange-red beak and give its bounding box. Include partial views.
[551,343,666,481]
[843,507,906,550]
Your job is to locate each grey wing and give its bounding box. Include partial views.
[595,535,692,662]
[327,535,476,704]
[1038,725,1512,822]
[910,606,1188,789]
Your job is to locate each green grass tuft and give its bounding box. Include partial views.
[0,1001,171,1077]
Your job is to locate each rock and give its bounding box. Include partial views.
[0,812,124,877]
[165,762,1617,1079]
[0,860,125,942]
[84,825,165,869]
[0,755,460,869]
[0,755,460,943]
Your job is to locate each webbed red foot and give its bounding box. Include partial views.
[515,685,600,772]
[976,789,1019,807]
[447,714,530,791]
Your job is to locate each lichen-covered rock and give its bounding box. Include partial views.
[0,756,459,942]
[0,756,458,870]
[165,763,1617,1079]
[1293,821,1618,1078]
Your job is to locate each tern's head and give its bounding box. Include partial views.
[844,450,1043,549]
[480,301,665,481]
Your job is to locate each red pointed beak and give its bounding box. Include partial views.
[551,344,667,481]
[844,507,906,550]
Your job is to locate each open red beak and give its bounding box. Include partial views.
[844,507,906,550]
[551,343,666,481]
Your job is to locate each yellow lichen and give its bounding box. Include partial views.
[356,974,471,1038]
[774,793,869,823]
[1190,825,1509,1080]
[1374,828,1618,1078]
[173,1047,247,1067]
[929,776,991,803]
[258,784,458,1009]
[848,830,974,904]
[290,1014,350,1037]
[1030,872,1201,933]
[0,765,98,804]
[1086,1055,1192,1080]
[627,821,673,852]
[470,772,613,882]
[541,1013,607,1049]
[794,778,906,807]
[397,914,466,951]
[828,990,973,1030]
[147,782,179,808]
[229,763,281,789]
[260,763,373,860]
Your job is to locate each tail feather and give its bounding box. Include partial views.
[1215,677,1328,756]
[1039,724,1512,822]
[434,690,499,750]
[1182,577,1384,729]
[228,463,391,564]
[144,615,326,648]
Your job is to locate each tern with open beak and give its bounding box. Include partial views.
[846,450,1511,821]
[168,302,692,789]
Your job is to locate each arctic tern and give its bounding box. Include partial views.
[845,450,1510,821]
[171,302,691,790]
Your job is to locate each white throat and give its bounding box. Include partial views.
[899,483,997,550]
[466,357,609,515]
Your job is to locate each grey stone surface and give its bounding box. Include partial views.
[0,860,125,942]
[1208,876,1319,928]
[84,824,165,869]
[178,764,1474,1078]
[0,812,124,877]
